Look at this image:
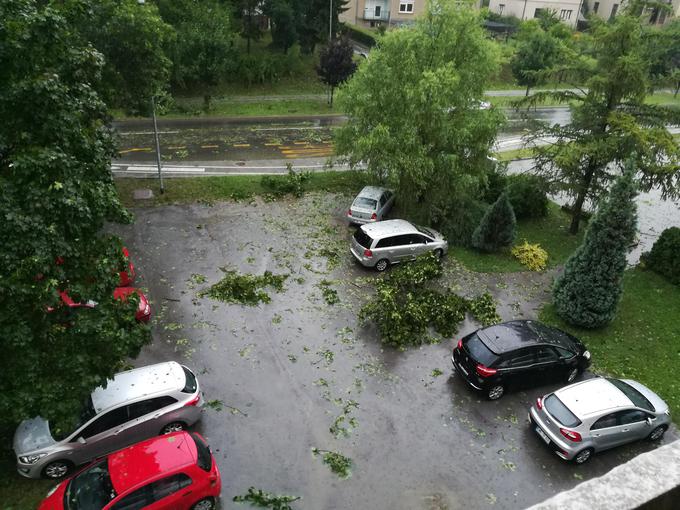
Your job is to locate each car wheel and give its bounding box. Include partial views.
[433,249,443,260]
[160,421,186,434]
[566,367,579,383]
[487,385,504,400]
[42,460,73,479]
[375,259,389,272]
[191,498,216,510]
[648,425,667,441]
[573,448,593,465]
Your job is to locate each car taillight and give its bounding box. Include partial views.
[457,339,463,350]
[475,364,497,377]
[364,249,373,258]
[347,209,352,216]
[371,212,377,220]
[185,394,200,407]
[536,397,543,410]
[560,428,582,442]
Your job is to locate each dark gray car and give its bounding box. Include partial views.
[13,361,203,479]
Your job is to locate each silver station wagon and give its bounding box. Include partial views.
[350,219,448,271]
[346,186,395,225]
[13,361,203,479]
[529,377,671,465]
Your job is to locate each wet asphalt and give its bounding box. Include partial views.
[111,193,676,510]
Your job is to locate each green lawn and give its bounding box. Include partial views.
[540,268,680,423]
[115,170,369,208]
[450,201,584,273]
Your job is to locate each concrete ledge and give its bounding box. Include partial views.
[528,440,680,510]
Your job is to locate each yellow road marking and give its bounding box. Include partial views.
[293,141,309,145]
[119,147,153,153]
[167,146,186,150]
[264,143,281,146]
[233,143,251,148]
[201,144,219,149]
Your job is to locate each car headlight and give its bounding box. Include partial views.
[582,350,591,360]
[46,482,61,497]
[19,453,48,464]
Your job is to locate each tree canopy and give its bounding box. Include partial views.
[335,0,504,229]
[0,0,149,428]
[317,37,357,106]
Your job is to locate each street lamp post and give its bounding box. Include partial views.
[151,95,164,194]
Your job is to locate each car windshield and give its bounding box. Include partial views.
[65,460,116,510]
[50,396,96,441]
[353,229,373,249]
[544,394,581,427]
[529,322,577,350]
[415,225,435,238]
[353,197,377,209]
[464,334,498,366]
[608,379,654,411]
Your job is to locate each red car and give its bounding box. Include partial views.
[57,287,151,323]
[39,431,221,510]
[119,247,136,287]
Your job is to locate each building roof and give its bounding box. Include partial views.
[91,362,185,413]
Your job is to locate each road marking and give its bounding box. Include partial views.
[293,141,309,145]
[233,143,251,148]
[264,143,281,146]
[119,131,180,135]
[201,145,219,149]
[119,147,153,153]
[167,146,187,150]
[125,166,205,173]
[252,126,326,131]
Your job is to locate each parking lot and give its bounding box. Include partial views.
[113,192,676,510]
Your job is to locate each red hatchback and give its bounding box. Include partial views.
[39,432,221,510]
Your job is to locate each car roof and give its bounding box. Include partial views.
[478,320,575,354]
[554,378,633,418]
[357,186,388,200]
[91,362,185,414]
[108,431,197,495]
[360,219,416,238]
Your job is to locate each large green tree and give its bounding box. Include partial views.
[56,0,173,115]
[553,165,638,328]
[0,1,149,428]
[335,0,503,229]
[523,14,680,234]
[317,37,357,106]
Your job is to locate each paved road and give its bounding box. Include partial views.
[110,194,677,510]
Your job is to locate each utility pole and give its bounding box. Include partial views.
[151,96,164,194]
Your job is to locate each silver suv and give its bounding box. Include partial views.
[350,219,448,271]
[13,361,203,479]
[529,377,670,465]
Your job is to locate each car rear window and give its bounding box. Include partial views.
[544,394,582,427]
[353,229,373,249]
[607,378,654,411]
[354,197,377,209]
[182,366,198,394]
[191,433,212,472]
[464,334,499,367]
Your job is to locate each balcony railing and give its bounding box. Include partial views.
[363,7,390,21]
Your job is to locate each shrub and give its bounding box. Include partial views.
[439,197,488,247]
[511,240,548,271]
[640,227,680,285]
[261,165,312,197]
[471,192,516,252]
[507,174,549,219]
[340,23,377,48]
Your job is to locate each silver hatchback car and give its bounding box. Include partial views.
[346,186,395,225]
[13,361,203,479]
[529,377,670,465]
[350,219,448,271]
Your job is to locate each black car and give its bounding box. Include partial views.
[451,320,591,400]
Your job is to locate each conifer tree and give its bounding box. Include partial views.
[471,192,516,252]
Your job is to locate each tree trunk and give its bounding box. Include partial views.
[330,86,334,107]
[569,164,596,234]
[525,84,531,97]
[675,81,679,98]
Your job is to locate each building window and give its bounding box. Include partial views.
[560,9,572,19]
[610,3,619,19]
[399,0,414,13]
[498,3,505,14]
[593,1,599,13]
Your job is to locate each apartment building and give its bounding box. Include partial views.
[586,0,679,24]
[487,0,583,27]
[340,0,426,28]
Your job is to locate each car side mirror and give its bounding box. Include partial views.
[77,436,87,444]
[646,417,653,426]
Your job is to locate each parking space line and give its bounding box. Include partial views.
[233,143,251,148]
[119,147,153,153]
[167,146,187,150]
[201,145,219,149]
